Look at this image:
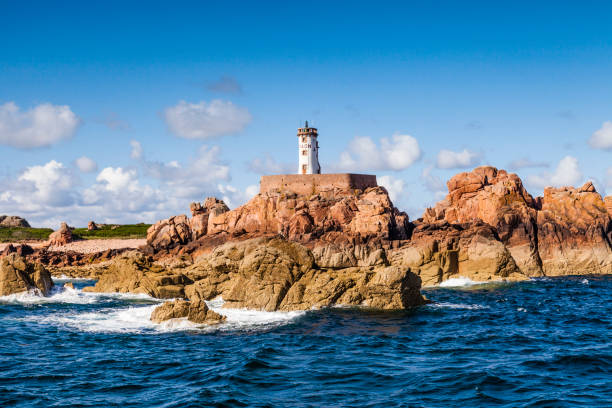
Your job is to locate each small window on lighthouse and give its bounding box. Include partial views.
[302,150,307,156]
[302,136,306,143]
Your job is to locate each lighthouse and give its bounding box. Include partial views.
[297,121,321,174]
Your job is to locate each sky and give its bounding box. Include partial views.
[1,1,612,227]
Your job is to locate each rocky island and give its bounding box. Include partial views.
[1,166,611,325]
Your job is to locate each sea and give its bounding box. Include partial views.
[1,275,610,407]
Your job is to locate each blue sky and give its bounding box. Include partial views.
[1,1,611,227]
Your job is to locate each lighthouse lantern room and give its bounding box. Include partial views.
[297,121,321,175]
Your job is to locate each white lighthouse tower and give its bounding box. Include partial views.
[297,121,321,174]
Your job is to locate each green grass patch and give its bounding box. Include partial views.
[0,227,54,242]
[72,223,151,240]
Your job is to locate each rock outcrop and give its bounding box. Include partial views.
[389,221,525,286]
[605,196,612,217]
[87,221,98,231]
[82,251,192,299]
[48,222,74,246]
[536,183,612,275]
[0,254,53,296]
[183,237,424,311]
[423,166,542,276]
[84,237,426,312]
[422,167,612,277]
[146,187,411,259]
[150,299,226,324]
[0,215,30,228]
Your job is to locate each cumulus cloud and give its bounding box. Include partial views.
[0,102,80,148]
[75,156,98,173]
[130,140,143,159]
[164,100,252,139]
[217,184,259,208]
[508,157,550,170]
[527,156,583,190]
[589,121,612,150]
[207,76,243,94]
[0,138,255,227]
[0,161,78,218]
[378,175,405,204]
[248,154,294,175]
[337,134,421,172]
[436,148,481,169]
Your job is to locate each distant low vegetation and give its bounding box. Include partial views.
[0,227,54,242]
[0,223,151,242]
[72,223,151,240]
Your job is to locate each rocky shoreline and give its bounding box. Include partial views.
[1,166,610,325]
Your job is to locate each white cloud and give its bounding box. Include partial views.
[0,102,80,149]
[527,156,583,189]
[75,156,98,173]
[0,160,78,215]
[164,100,252,139]
[217,184,259,208]
[248,154,294,175]
[589,121,612,150]
[0,143,255,227]
[130,140,143,159]
[508,157,549,170]
[436,148,481,169]
[337,134,421,172]
[96,167,139,193]
[378,175,405,203]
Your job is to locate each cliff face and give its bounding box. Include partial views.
[146,186,411,256]
[536,183,612,275]
[422,167,612,277]
[423,167,542,276]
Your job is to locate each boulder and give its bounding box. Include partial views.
[87,221,98,231]
[146,215,191,252]
[48,222,74,246]
[150,299,225,324]
[0,254,53,296]
[605,196,612,217]
[0,215,30,228]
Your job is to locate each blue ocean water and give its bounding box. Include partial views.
[0,276,610,407]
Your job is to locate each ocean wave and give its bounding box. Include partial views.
[12,295,305,334]
[428,302,489,310]
[52,275,97,283]
[0,285,158,305]
[438,277,491,287]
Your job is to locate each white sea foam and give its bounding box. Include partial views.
[25,305,162,333]
[581,279,589,285]
[429,302,489,310]
[52,275,96,283]
[0,284,157,305]
[13,295,305,334]
[438,277,489,287]
[207,298,305,331]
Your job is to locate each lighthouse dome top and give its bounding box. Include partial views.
[297,121,318,136]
